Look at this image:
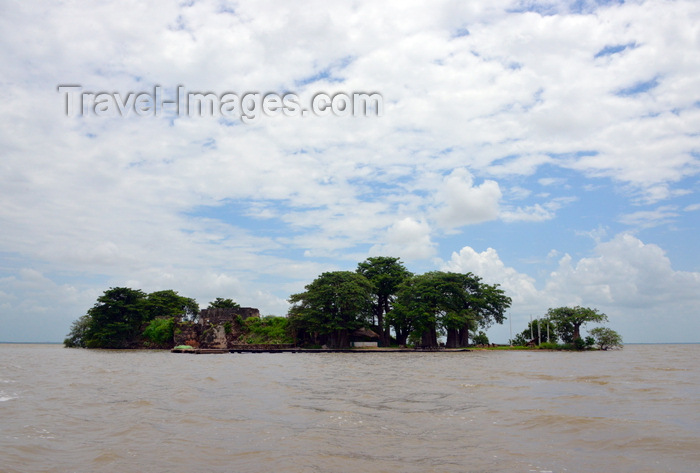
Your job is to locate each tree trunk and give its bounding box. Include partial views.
[458,325,470,347]
[394,326,408,346]
[573,323,581,341]
[421,326,438,347]
[445,328,459,348]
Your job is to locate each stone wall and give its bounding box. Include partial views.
[174,306,272,349]
[199,307,260,324]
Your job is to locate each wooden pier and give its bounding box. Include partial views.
[171,347,469,354]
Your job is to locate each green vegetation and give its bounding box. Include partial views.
[240,316,293,344]
[288,271,374,348]
[143,318,175,347]
[289,260,511,349]
[64,262,622,353]
[208,298,241,309]
[547,306,608,343]
[509,306,622,351]
[64,287,200,348]
[589,326,623,350]
[356,256,413,347]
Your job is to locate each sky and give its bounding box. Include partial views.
[1,0,699,344]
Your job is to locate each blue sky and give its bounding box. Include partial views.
[1,0,699,343]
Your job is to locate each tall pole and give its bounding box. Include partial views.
[547,321,550,343]
[530,315,533,342]
[537,316,541,346]
[509,316,512,346]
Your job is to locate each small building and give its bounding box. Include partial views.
[351,327,380,348]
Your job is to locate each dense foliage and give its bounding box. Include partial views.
[288,271,374,348]
[547,306,608,343]
[356,256,412,347]
[589,326,623,350]
[289,264,511,349]
[510,306,622,350]
[64,287,199,348]
[240,316,294,345]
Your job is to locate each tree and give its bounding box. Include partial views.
[515,318,558,345]
[65,287,199,348]
[356,256,412,346]
[63,314,91,348]
[146,290,199,321]
[392,272,511,348]
[208,297,241,310]
[589,327,623,350]
[547,306,608,343]
[82,287,148,348]
[288,271,373,348]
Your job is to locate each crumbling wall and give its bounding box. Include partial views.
[199,307,260,324]
[173,321,201,348]
[174,307,263,348]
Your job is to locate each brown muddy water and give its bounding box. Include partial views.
[1,343,698,473]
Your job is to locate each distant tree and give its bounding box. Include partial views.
[356,256,412,346]
[392,272,510,348]
[82,287,148,348]
[208,298,241,310]
[63,314,91,348]
[473,331,489,346]
[288,271,373,348]
[547,306,608,343]
[146,290,199,321]
[516,318,558,345]
[65,287,199,348]
[589,327,623,350]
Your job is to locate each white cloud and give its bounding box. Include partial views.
[433,168,502,229]
[370,217,436,261]
[441,246,541,307]
[442,233,700,343]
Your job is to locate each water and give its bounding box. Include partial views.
[1,344,698,473]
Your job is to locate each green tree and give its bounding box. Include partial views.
[65,287,200,348]
[473,331,489,346]
[208,297,241,309]
[391,272,510,348]
[142,318,175,346]
[589,327,623,350]
[146,290,199,321]
[288,271,373,348]
[516,318,558,345]
[63,314,91,348]
[547,306,608,343]
[82,287,148,348]
[356,256,412,346]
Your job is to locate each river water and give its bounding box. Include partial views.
[1,343,698,473]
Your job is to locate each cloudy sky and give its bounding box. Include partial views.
[1,0,699,343]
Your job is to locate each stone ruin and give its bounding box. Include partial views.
[198,307,260,324]
[173,307,261,349]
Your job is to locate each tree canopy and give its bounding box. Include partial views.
[289,265,511,349]
[391,271,511,347]
[207,297,241,310]
[288,271,374,348]
[589,327,623,350]
[66,287,200,348]
[356,256,412,346]
[547,306,608,343]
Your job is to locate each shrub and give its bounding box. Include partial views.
[143,318,175,346]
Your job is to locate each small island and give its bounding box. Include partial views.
[64,256,622,352]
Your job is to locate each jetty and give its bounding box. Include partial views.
[171,347,469,354]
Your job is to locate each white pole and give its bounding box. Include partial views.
[509,316,512,346]
[530,315,533,341]
[537,316,541,346]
